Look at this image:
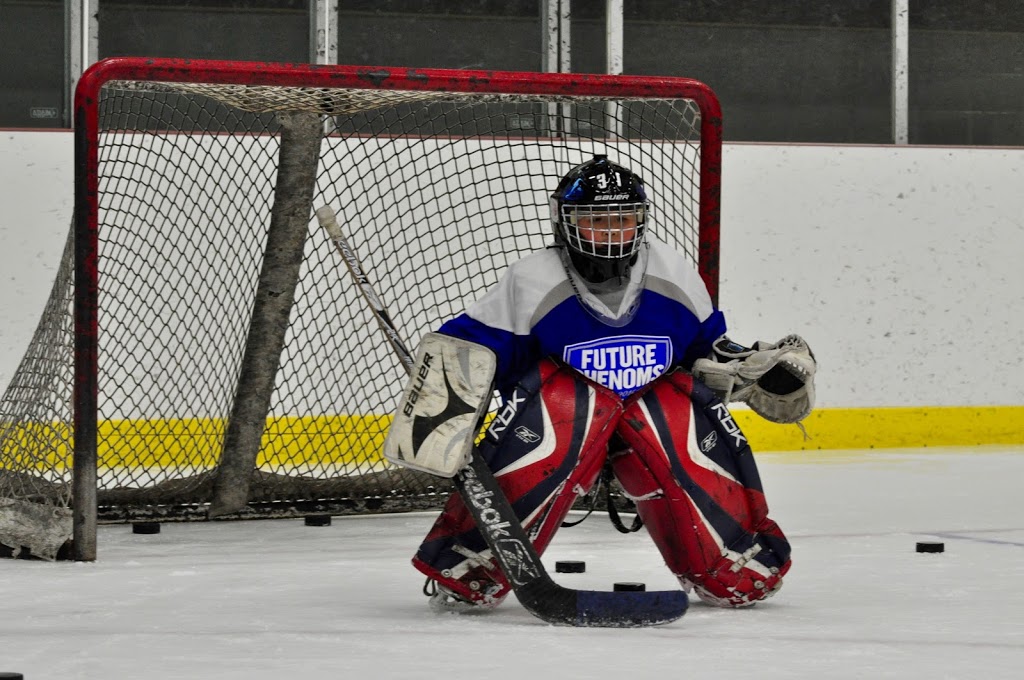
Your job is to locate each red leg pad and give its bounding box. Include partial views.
[613,370,792,607]
[413,359,622,605]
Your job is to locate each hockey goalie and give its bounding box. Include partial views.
[383,155,817,612]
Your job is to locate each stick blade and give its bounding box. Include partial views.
[517,582,688,627]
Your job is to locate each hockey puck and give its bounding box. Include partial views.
[613,582,646,592]
[555,560,586,573]
[0,673,24,679]
[304,514,332,527]
[916,541,945,553]
[132,522,161,535]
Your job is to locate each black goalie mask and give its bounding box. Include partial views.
[550,155,650,283]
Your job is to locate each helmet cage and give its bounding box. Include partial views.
[559,201,649,261]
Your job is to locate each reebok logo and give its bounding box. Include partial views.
[700,430,718,453]
[514,426,541,443]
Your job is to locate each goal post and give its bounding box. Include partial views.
[0,57,722,561]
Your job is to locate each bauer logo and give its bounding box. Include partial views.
[563,335,672,398]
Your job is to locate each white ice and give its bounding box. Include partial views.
[2,447,1023,680]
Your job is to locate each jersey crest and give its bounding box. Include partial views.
[563,335,672,397]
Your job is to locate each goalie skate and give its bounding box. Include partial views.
[424,576,504,614]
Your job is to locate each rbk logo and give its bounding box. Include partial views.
[487,388,526,439]
[710,402,746,448]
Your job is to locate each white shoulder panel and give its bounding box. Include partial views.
[464,247,571,334]
[644,235,716,321]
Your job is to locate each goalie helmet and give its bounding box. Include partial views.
[550,155,650,283]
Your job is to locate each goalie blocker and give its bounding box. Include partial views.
[383,332,496,477]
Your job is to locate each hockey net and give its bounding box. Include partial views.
[0,59,721,560]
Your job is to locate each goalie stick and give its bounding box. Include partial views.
[316,206,688,627]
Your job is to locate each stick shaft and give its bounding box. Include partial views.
[315,206,415,374]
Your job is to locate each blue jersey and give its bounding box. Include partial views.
[439,236,726,399]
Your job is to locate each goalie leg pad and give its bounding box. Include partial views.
[612,370,791,607]
[413,359,622,605]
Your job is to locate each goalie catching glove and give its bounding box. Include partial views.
[691,334,817,424]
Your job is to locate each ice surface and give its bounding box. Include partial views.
[2,447,1022,679]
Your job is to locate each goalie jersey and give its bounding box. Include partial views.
[439,235,726,399]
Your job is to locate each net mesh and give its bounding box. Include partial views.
[0,76,711,534]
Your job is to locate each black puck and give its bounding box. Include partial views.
[555,560,586,573]
[0,673,24,679]
[304,514,332,527]
[613,582,646,592]
[132,522,161,535]
[916,541,944,553]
